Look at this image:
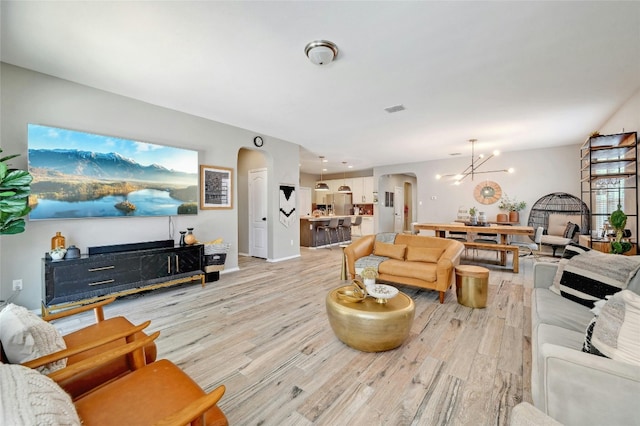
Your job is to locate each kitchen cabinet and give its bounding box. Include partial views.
[360,216,375,235]
[351,178,364,202]
[580,131,638,240]
[328,179,341,194]
[362,177,374,203]
[317,176,375,204]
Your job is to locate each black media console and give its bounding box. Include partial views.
[42,240,205,316]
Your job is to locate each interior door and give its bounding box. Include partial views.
[298,187,312,217]
[394,186,404,233]
[249,168,268,259]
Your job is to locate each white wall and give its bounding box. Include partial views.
[377,173,417,232]
[374,144,581,234]
[599,88,640,135]
[0,63,300,309]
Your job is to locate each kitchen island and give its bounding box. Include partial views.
[300,216,355,248]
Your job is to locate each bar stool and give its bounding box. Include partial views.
[352,216,363,236]
[338,216,352,242]
[317,217,340,248]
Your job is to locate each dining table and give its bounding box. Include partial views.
[413,222,535,267]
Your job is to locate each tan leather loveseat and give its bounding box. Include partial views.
[344,233,465,303]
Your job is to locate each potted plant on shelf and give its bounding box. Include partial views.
[0,149,33,235]
[498,194,526,223]
[360,266,378,290]
[609,205,632,255]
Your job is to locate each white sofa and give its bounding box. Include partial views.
[531,261,640,425]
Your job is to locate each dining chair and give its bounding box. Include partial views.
[510,226,544,258]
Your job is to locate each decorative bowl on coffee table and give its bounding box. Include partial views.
[367,284,399,304]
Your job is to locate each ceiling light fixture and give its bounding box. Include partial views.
[315,156,329,191]
[435,139,514,183]
[305,40,338,65]
[338,162,352,193]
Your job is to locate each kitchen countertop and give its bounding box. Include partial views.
[301,215,373,221]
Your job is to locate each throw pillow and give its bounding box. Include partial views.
[590,290,640,366]
[405,246,444,263]
[563,222,578,239]
[0,304,66,374]
[552,250,640,307]
[562,242,591,259]
[373,241,406,260]
[0,364,81,425]
[549,243,592,294]
[582,316,598,354]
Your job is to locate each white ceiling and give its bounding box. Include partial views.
[2,1,639,175]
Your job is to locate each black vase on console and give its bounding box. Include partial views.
[179,231,187,247]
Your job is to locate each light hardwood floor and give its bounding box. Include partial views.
[54,246,537,425]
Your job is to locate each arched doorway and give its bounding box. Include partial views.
[237,148,269,257]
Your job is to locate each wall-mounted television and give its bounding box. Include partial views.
[28,124,199,220]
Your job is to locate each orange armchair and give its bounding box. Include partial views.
[1,298,157,399]
[49,332,229,426]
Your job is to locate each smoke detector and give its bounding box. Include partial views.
[305,40,339,65]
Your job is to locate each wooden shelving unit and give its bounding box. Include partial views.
[580,131,638,243]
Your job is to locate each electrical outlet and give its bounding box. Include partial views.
[13,279,23,291]
[291,239,294,246]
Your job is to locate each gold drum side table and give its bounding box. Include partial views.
[455,265,489,308]
[326,285,415,352]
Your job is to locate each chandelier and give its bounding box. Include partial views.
[435,139,514,184]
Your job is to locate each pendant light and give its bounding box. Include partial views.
[435,139,514,183]
[315,156,329,191]
[338,162,352,193]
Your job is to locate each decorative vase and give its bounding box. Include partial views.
[51,231,66,250]
[497,213,508,223]
[179,231,187,246]
[469,215,478,225]
[66,245,81,259]
[478,212,487,224]
[509,211,519,223]
[184,228,197,245]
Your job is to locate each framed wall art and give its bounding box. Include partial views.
[200,165,233,210]
[279,184,296,227]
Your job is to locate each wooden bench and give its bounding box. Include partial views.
[462,241,519,273]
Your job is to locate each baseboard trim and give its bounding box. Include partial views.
[267,254,301,263]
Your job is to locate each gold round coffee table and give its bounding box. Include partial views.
[326,285,415,352]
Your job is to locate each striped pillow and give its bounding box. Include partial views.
[553,250,640,307]
[589,290,640,366]
[550,243,591,295]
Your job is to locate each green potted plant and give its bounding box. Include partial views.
[498,194,526,223]
[0,149,33,235]
[468,206,478,225]
[609,205,632,254]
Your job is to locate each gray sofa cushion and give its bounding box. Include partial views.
[532,323,585,410]
[532,288,593,333]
